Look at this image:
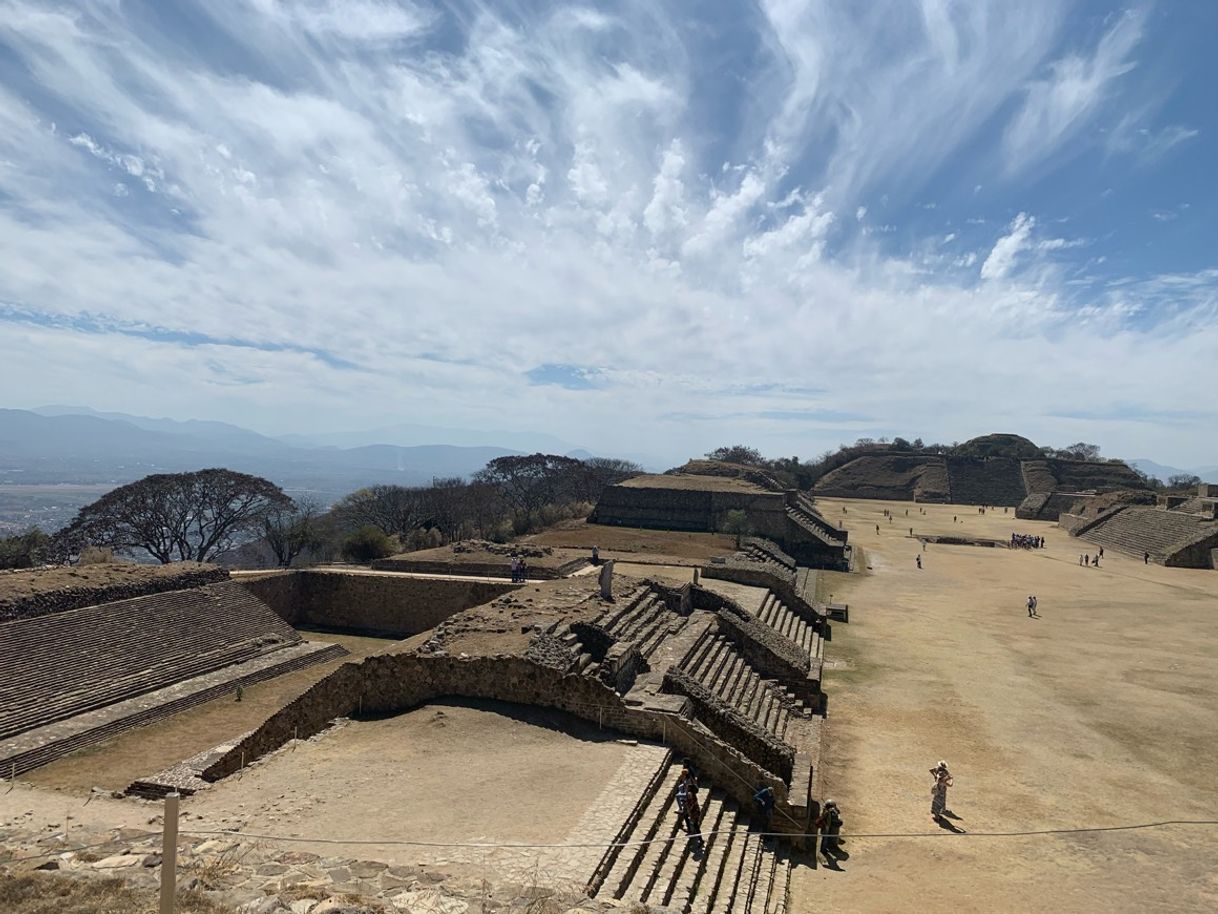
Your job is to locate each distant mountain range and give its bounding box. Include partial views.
[1128,459,1218,484]
[1,407,608,499]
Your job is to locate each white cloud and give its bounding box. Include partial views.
[643,141,687,236]
[1003,9,1144,173]
[981,212,1035,280]
[0,0,1212,466]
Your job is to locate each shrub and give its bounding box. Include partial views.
[340,526,396,563]
[78,545,116,565]
[0,529,50,569]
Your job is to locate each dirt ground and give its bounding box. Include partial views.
[24,632,397,794]
[0,561,216,608]
[180,698,665,887]
[526,519,734,565]
[793,497,1218,913]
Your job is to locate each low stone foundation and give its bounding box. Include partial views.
[200,652,809,832]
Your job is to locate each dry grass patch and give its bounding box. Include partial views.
[0,872,230,914]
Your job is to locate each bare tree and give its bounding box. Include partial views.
[262,497,324,568]
[331,485,428,537]
[472,454,586,514]
[60,469,293,564]
[705,445,764,465]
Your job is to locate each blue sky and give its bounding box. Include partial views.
[0,1,1215,466]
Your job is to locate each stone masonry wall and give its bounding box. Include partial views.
[692,585,811,678]
[589,484,789,539]
[201,652,807,831]
[663,667,795,781]
[239,571,518,637]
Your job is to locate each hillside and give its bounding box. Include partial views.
[812,434,1147,506]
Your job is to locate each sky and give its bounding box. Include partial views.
[0,0,1215,468]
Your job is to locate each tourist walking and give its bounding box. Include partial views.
[814,799,843,864]
[1098,546,1104,559]
[753,784,775,837]
[675,766,703,849]
[916,554,922,569]
[1027,595,1036,617]
[930,761,953,822]
[1144,551,1150,564]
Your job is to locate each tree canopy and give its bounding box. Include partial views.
[59,468,292,564]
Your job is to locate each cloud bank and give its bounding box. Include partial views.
[0,0,1214,465]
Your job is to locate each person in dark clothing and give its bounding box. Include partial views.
[753,784,775,835]
[815,800,843,863]
[1145,551,1151,564]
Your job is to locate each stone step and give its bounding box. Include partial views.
[600,763,684,900]
[0,582,300,741]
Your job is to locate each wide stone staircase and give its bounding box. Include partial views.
[753,591,823,664]
[944,456,1027,506]
[0,581,303,741]
[1080,507,1218,562]
[680,633,810,744]
[742,539,797,575]
[564,586,681,674]
[789,497,848,546]
[593,755,792,913]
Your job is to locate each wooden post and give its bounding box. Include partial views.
[159,792,180,914]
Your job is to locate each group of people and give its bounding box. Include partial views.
[1010,532,1046,549]
[673,759,958,868]
[1026,594,1039,617]
[1079,547,1103,567]
[508,555,529,582]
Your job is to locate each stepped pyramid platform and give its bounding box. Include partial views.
[1076,506,1218,568]
[0,580,345,776]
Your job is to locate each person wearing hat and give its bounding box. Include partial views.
[930,760,954,822]
[814,799,843,863]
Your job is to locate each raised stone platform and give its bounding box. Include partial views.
[0,640,345,777]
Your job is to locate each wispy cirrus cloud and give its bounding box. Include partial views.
[1003,8,1146,174]
[0,0,1214,466]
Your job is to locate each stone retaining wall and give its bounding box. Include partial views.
[369,557,587,579]
[239,571,517,637]
[589,484,790,540]
[663,667,795,781]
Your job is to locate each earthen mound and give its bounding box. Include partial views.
[950,433,1042,460]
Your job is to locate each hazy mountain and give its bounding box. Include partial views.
[1130,458,1218,484]
[32,405,288,454]
[0,409,516,494]
[279,420,584,454]
[1129,459,1190,482]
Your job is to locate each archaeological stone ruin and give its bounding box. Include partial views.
[0,519,848,912]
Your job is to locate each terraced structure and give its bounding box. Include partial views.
[1071,505,1218,568]
[3,535,839,913]
[0,578,344,776]
[813,433,1147,507]
[590,467,849,569]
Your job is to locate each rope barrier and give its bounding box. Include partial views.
[6,819,1217,863]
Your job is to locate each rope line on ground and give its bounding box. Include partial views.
[164,818,1218,849]
[5,819,1217,863]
